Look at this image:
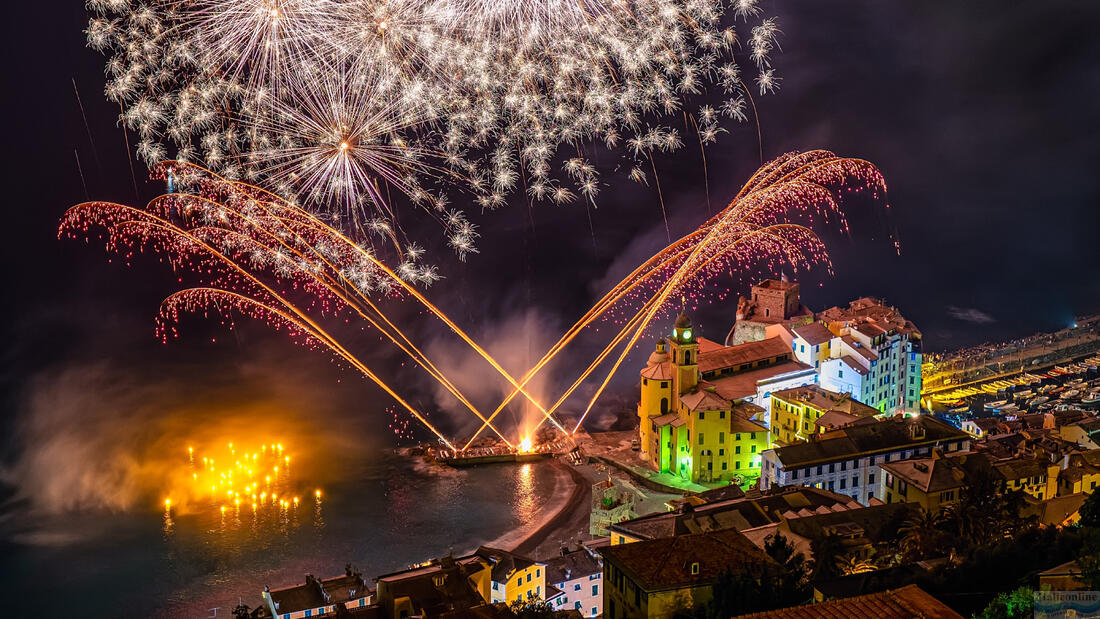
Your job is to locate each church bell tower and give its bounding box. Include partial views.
[668,313,699,395]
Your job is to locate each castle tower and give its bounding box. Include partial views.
[668,312,699,395]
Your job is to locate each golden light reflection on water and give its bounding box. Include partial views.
[161,440,322,539]
[514,463,537,523]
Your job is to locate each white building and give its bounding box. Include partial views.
[759,416,970,504]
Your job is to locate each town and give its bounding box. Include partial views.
[245,280,1100,619]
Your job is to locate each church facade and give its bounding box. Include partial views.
[637,313,811,485]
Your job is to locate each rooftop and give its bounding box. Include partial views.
[733,584,961,618]
[698,336,793,374]
[773,385,880,419]
[599,528,772,592]
[610,486,853,541]
[543,548,602,586]
[768,417,970,468]
[792,323,835,346]
[710,360,815,402]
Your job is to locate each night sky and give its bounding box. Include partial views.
[2,1,1100,454]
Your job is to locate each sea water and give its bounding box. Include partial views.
[0,458,563,618]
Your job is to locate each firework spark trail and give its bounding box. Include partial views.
[461,151,886,443]
[60,162,554,447]
[61,199,462,448]
[60,152,884,448]
[86,0,782,260]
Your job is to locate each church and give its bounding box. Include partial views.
[637,313,816,485]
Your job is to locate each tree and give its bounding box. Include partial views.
[505,600,558,619]
[973,587,1033,619]
[836,555,875,576]
[1080,490,1100,528]
[231,604,251,619]
[810,532,845,581]
[899,508,946,562]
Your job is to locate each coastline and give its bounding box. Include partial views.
[480,458,588,557]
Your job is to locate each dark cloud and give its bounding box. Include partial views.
[947,306,997,325]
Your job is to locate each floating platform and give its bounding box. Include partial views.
[439,452,553,467]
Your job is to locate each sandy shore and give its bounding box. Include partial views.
[478,458,587,557]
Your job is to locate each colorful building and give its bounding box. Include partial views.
[544,547,603,618]
[637,313,816,484]
[478,547,547,605]
[264,570,373,619]
[770,384,881,445]
[760,416,971,504]
[816,298,923,415]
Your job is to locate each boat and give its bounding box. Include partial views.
[984,399,1009,410]
[1083,392,1100,406]
[1060,389,1080,400]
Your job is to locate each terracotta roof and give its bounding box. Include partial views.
[841,336,879,362]
[543,548,602,586]
[598,528,771,592]
[733,584,961,618]
[651,412,682,427]
[839,356,870,375]
[696,336,726,353]
[793,323,835,346]
[769,417,970,468]
[610,486,852,541]
[697,336,792,374]
[879,456,970,494]
[773,385,879,419]
[709,360,814,401]
[640,362,672,380]
[269,572,372,614]
[680,388,731,412]
[1027,493,1086,527]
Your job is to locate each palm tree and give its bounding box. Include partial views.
[836,555,876,576]
[899,508,946,561]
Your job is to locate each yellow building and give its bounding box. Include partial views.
[599,529,773,619]
[770,384,881,445]
[478,547,547,605]
[638,313,813,485]
[879,452,970,512]
[1057,451,1100,496]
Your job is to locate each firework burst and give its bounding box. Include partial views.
[86,0,782,257]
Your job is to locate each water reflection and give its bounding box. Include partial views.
[514,463,537,524]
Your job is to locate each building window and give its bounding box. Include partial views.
[593,585,599,596]
[736,461,741,469]
[719,449,725,456]
[722,462,727,470]
[735,446,741,454]
[575,584,581,591]
[493,583,499,591]
[660,397,669,414]
[690,562,700,575]
[698,433,704,445]
[719,432,725,444]
[720,411,726,419]
[699,412,705,421]
[840,479,846,489]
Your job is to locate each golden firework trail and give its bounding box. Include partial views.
[60,151,886,449]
